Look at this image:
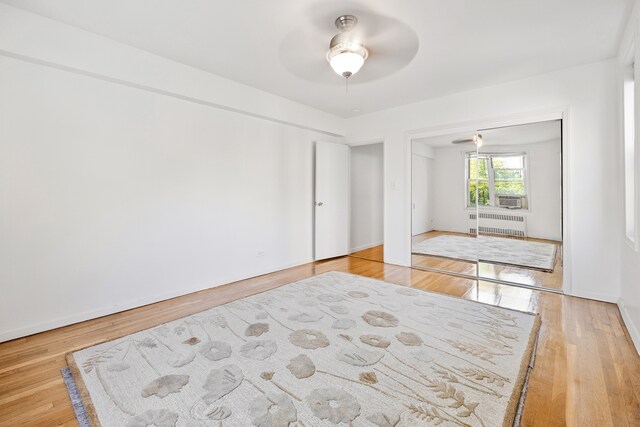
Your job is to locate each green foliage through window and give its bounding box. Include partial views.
[467,153,527,207]
[468,180,490,206]
[495,181,525,196]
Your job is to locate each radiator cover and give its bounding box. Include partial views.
[469,212,527,238]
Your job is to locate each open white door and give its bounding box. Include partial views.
[315,141,349,260]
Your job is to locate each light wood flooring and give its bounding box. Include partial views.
[0,257,638,426]
[412,230,564,290]
[349,244,384,263]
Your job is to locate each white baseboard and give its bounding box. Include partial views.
[618,300,640,356]
[350,240,384,253]
[411,228,433,237]
[568,289,620,303]
[0,258,312,343]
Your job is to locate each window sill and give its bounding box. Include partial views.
[465,206,531,214]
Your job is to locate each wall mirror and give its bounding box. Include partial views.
[411,131,479,278]
[476,120,562,290]
[411,120,563,292]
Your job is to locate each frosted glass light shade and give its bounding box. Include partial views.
[329,51,365,77]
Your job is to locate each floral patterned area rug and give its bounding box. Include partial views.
[66,271,540,427]
[412,235,557,272]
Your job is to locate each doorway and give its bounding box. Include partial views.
[349,142,384,262]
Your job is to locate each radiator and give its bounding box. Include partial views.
[468,212,527,238]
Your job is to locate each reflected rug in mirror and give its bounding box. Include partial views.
[412,235,557,272]
[65,271,540,426]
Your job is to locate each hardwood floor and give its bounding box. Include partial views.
[1,257,638,426]
[349,244,384,262]
[412,230,564,290]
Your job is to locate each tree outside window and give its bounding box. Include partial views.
[467,153,528,208]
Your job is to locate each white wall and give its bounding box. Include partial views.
[0,3,632,343]
[0,6,342,342]
[350,143,384,251]
[520,139,563,240]
[430,147,469,235]
[411,153,433,236]
[427,140,562,241]
[0,4,344,137]
[412,141,435,159]
[346,59,622,302]
[618,2,640,355]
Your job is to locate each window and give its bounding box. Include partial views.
[623,63,637,247]
[467,155,490,206]
[466,153,528,209]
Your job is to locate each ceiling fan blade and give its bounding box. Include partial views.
[279,8,419,85]
[452,133,483,144]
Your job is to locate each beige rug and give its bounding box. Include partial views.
[412,235,557,272]
[67,271,540,426]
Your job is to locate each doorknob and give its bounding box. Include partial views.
[316,202,324,206]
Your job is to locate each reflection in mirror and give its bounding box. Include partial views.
[477,120,563,291]
[411,119,563,293]
[411,132,479,277]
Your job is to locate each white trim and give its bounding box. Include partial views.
[468,206,532,214]
[350,240,384,253]
[347,138,385,147]
[348,145,352,260]
[618,300,640,356]
[0,50,344,138]
[621,56,639,251]
[619,5,639,252]
[0,258,313,343]
[616,0,640,359]
[405,108,566,141]
[568,289,620,304]
[561,112,572,295]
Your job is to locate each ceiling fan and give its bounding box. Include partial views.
[326,15,369,80]
[452,133,483,145]
[279,10,419,85]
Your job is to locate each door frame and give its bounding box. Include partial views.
[404,107,572,295]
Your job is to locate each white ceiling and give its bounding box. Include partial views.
[2,0,633,117]
[415,120,561,147]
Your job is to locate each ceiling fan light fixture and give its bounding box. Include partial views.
[451,133,484,145]
[328,49,366,78]
[327,15,369,79]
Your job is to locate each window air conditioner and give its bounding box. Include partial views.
[496,195,522,209]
